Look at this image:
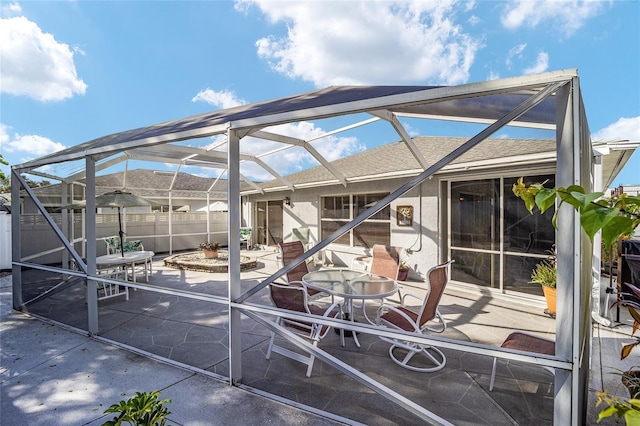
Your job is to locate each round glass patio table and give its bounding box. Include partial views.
[302,269,397,347]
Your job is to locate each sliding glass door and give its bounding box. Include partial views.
[448,174,555,295]
[254,200,283,247]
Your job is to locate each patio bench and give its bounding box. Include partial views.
[489,331,555,391]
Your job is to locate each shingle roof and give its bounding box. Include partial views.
[258,136,555,190]
[27,169,247,202]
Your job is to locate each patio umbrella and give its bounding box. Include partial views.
[63,190,158,256]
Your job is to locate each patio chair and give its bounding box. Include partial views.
[358,245,402,322]
[374,260,453,372]
[489,331,555,391]
[370,245,401,279]
[266,282,341,377]
[104,236,144,254]
[278,241,324,299]
[103,236,149,279]
[240,227,252,249]
[95,267,129,301]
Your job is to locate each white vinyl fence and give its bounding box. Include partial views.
[18,211,229,265]
[0,212,10,269]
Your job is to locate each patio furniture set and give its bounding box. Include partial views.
[94,236,154,301]
[268,242,454,375]
[268,241,556,386]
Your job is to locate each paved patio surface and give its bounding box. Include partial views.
[1,249,634,425]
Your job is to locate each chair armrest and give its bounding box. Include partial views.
[375,303,421,333]
[321,302,342,319]
[400,292,421,306]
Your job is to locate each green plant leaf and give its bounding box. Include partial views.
[580,206,619,242]
[602,216,637,249]
[557,187,582,210]
[512,181,536,213]
[570,190,604,210]
[625,408,640,425]
[535,188,557,214]
[597,405,618,421]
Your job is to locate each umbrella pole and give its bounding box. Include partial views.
[118,207,125,257]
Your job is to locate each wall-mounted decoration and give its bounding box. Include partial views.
[396,205,413,226]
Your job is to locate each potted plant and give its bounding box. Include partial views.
[397,262,409,281]
[199,241,220,259]
[103,390,171,426]
[530,248,557,317]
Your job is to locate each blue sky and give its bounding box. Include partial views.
[1,0,639,187]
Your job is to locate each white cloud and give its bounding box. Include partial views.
[506,43,526,69]
[1,2,21,17]
[189,88,366,181]
[487,70,500,81]
[523,51,549,74]
[0,124,67,158]
[0,16,87,102]
[236,121,366,181]
[192,88,246,109]
[243,0,481,86]
[501,0,606,36]
[593,116,640,142]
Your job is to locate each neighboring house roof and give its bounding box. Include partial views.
[25,169,244,205]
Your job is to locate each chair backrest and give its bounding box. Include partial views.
[292,227,311,248]
[279,241,310,283]
[417,260,453,326]
[240,227,251,241]
[104,236,143,254]
[270,282,308,313]
[104,236,121,254]
[370,245,401,280]
[123,240,144,252]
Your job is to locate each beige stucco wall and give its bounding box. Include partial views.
[246,176,443,281]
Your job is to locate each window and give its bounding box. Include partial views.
[448,174,555,296]
[321,193,390,248]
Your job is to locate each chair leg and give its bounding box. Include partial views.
[489,357,498,391]
[388,342,446,372]
[305,341,320,378]
[424,311,447,333]
[266,318,282,360]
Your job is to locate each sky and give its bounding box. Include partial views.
[1,0,639,187]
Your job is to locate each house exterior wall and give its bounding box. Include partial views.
[248,177,442,281]
[248,163,559,286]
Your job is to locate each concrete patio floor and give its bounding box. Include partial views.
[2,248,634,425]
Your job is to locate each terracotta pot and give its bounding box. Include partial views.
[203,249,218,259]
[542,286,556,315]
